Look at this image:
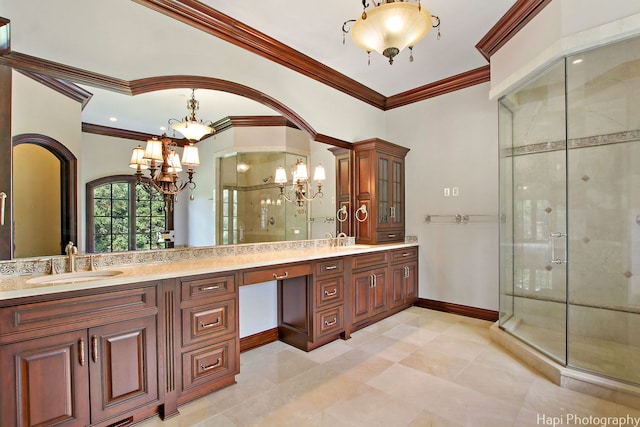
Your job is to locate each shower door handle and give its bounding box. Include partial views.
[550,232,567,264]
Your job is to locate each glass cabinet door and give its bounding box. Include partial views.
[391,158,403,226]
[377,156,389,225]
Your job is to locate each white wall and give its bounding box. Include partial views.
[386,83,499,311]
[490,1,640,99]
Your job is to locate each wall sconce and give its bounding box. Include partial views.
[274,159,325,206]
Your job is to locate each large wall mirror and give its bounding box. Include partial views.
[7,70,339,259]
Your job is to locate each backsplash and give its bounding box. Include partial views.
[0,236,417,277]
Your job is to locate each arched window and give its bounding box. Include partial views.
[86,175,170,253]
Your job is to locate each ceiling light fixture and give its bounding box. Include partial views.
[168,89,214,142]
[342,0,441,65]
[129,134,200,210]
[274,159,325,207]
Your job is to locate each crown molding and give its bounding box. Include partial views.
[475,0,551,61]
[82,123,160,142]
[18,70,93,109]
[0,51,131,94]
[386,66,490,110]
[132,0,387,110]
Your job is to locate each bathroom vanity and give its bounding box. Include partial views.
[0,242,417,427]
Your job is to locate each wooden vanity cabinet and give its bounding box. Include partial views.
[352,139,409,245]
[275,259,346,351]
[350,251,389,328]
[175,273,239,406]
[0,284,160,427]
[389,247,419,310]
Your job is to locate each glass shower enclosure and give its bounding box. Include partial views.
[499,36,640,385]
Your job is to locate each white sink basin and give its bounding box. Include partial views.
[26,270,123,285]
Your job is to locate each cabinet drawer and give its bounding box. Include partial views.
[0,286,157,339]
[315,276,344,308]
[315,258,344,277]
[352,251,388,270]
[182,338,238,391]
[243,262,312,285]
[314,305,344,338]
[390,247,418,263]
[375,230,405,243]
[181,298,237,347]
[181,274,236,302]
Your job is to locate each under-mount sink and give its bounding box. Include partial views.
[26,270,123,285]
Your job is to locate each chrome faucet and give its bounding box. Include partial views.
[324,232,335,247]
[65,241,77,273]
[337,232,348,247]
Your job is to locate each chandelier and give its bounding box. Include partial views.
[129,134,200,209]
[342,0,441,65]
[168,89,214,142]
[274,159,325,207]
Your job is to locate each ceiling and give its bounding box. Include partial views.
[1,0,517,136]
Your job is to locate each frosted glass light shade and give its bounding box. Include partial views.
[171,121,213,142]
[351,2,431,58]
[294,162,308,181]
[181,143,200,167]
[313,165,326,182]
[167,151,182,173]
[129,145,148,169]
[274,167,288,184]
[144,138,163,161]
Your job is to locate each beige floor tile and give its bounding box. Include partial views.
[399,347,471,381]
[136,308,636,427]
[324,385,424,427]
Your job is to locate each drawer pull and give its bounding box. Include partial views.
[273,272,289,280]
[79,338,85,367]
[324,265,338,270]
[324,317,337,327]
[324,289,338,297]
[91,335,98,363]
[200,357,222,372]
[199,318,222,329]
[402,253,410,257]
[388,234,397,238]
[200,285,220,291]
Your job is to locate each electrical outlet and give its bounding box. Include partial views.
[452,187,459,197]
[443,187,450,197]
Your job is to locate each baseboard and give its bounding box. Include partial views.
[416,298,499,322]
[239,327,279,353]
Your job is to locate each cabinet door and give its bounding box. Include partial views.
[0,330,89,427]
[351,271,373,324]
[405,262,418,303]
[88,316,158,424]
[390,262,417,308]
[390,264,407,309]
[377,155,390,228]
[390,157,404,228]
[371,268,387,313]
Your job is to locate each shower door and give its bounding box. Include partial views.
[499,60,568,363]
[565,37,640,384]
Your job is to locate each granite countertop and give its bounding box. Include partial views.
[0,243,418,301]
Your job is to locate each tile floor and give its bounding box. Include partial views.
[137,307,640,427]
